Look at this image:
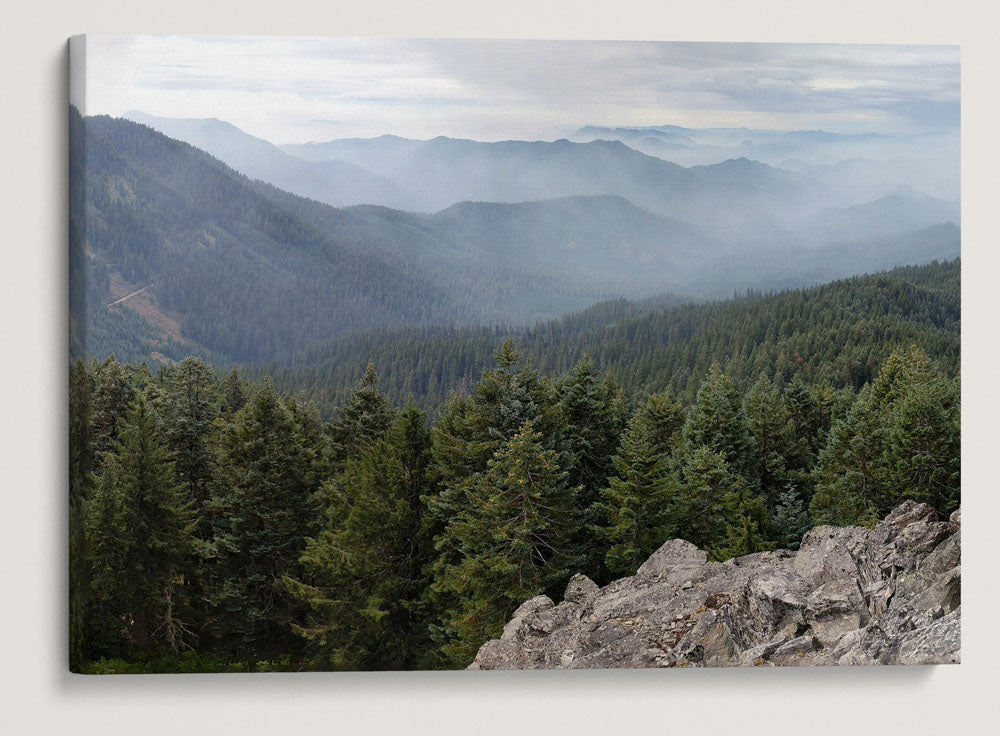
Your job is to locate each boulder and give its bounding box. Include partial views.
[470,501,960,669]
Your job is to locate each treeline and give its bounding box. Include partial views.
[259,259,960,415]
[70,341,959,673]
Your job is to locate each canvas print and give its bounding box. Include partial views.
[68,35,960,673]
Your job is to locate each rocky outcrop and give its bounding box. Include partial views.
[470,501,960,668]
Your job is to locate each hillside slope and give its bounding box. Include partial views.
[266,259,961,413]
[123,111,413,209]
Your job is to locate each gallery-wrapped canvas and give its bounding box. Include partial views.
[68,35,960,673]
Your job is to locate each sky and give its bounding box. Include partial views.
[72,35,960,144]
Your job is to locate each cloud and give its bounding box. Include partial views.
[80,36,959,142]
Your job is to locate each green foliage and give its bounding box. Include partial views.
[715,483,774,560]
[207,384,324,662]
[810,346,959,526]
[262,260,961,415]
[432,421,583,666]
[681,364,756,484]
[883,376,960,514]
[772,484,812,550]
[327,364,394,468]
[85,396,194,656]
[290,405,435,670]
[810,388,884,527]
[69,360,93,671]
[670,447,735,551]
[598,406,678,578]
[68,267,960,672]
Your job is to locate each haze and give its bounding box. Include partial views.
[74,36,959,144]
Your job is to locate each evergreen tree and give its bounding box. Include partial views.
[639,391,686,455]
[290,405,434,670]
[222,366,247,415]
[670,446,734,550]
[555,358,627,578]
[424,341,562,657]
[810,388,884,527]
[432,421,582,667]
[85,396,194,655]
[328,364,394,467]
[208,384,323,664]
[89,356,136,459]
[883,375,960,514]
[772,484,811,550]
[715,482,773,560]
[681,364,756,484]
[158,358,218,523]
[598,410,677,578]
[555,357,626,506]
[743,373,797,511]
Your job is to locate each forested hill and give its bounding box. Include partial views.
[71,108,715,364]
[73,108,960,369]
[259,259,960,415]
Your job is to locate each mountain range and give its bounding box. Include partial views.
[73,107,961,368]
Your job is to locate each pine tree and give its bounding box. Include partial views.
[222,366,247,415]
[85,396,194,655]
[810,388,884,527]
[290,405,434,670]
[598,410,677,578]
[90,356,137,459]
[715,482,774,560]
[157,358,218,524]
[772,484,811,550]
[208,384,323,665]
[555,358,625,506]
[670,446,734,551]
[743,373,796,512]
[328,364,394,467]
[432,421,582,667]
[639,391,686,455]
[883,375,960,514]
[555,359,627,579]
[681,364,756,485]
[424,341,563,656]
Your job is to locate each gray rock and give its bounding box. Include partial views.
[470,501,960,669]
[637,538,708,578]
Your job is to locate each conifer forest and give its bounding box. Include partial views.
[68,38,960,673]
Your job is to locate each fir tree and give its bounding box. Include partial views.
[555,358,627,578]
[715,482,773,560]
[810,388,884,527]
[883,375,960,514]
[290,405,434,670]
[671,446,735,551]
[85,396,194,655]
[222,366,247,415]
[90,356,137,459]
[598,410,677,578]
[555,357,625,505]
[639,391,686,455]
[328,364,394,467]
[208,384,324,665]
[772,484,811,550]
[681,364,756,485]
[158,358,218,518]
[432,421,582,666]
